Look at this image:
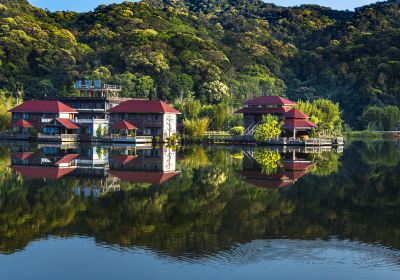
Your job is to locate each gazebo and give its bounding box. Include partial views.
[282,108,317,138]
[111,120,137,137]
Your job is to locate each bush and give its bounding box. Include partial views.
[229,126,244,136]
[254,115,282,142]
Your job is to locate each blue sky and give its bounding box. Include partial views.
[28,0,378,12]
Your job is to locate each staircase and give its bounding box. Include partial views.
[244,122,260,136]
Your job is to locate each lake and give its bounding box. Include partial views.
[0,141,399,280]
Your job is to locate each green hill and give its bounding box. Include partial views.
[1,0,400,126]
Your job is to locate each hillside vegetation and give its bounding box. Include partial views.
[1,0,400,127]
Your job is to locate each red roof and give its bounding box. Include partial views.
[282,161,316,171]
[12,119,34,128]
[11,152,34,160]
[282,119,317,129]
[112,120,137,130]
[55,118,79,129]
[11,166,76,179]
[110,155,137,165]
[285,108,309,119]
[9,100,77,113]
[110,170,179,184]
[109,100,181,114]
[56,154,79,165]
[243,96,296,106]
[235,107,291,114]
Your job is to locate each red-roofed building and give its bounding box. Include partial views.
[236,96,296,130]
[109,100,181,141]
[237,96,317,139]
[282,108,317,138]
[9,100,78,136]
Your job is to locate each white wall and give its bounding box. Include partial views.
[162,113,177,140]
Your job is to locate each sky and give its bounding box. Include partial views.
[28,0,379,12]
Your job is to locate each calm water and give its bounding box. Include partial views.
[0,141,399,279]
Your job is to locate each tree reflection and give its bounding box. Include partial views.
[0,142,398,258]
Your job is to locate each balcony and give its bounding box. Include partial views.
[37,133,79,142]
[74,118,108,124]
[41,118,53,123]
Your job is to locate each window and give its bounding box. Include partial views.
[154,114,160,121]
[144,128,152,135]
[13,114,18,120]
[23,113,29,119]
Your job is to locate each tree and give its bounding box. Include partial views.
[183,118,209,138]
[96,124,103,138]
[297,99,342,136]
[254,115,282,142]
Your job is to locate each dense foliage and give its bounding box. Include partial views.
[0,142,399,255]
[1,0,400,127]
[254,114,282,141]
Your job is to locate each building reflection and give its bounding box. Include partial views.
[10,144,179,196]
[239,147,317,189]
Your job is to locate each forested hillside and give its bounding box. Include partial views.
[1,0,400,126]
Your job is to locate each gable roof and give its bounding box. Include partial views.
[110,170,179,184]
[9,100,77,113]
[11,166,76,179]
[109,100,181,114]
[243,96,296,106]
[55,118,79,129]
[112,120,137,130]
[12,119,35,128]
[285,108,309,119]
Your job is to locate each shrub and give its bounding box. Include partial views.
[230,126,244,136]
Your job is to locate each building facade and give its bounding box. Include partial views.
[109,100,181,141]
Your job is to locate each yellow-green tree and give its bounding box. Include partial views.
[254,114,282,142]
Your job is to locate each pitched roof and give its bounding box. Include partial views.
[112,120,137,130]
[11,152,34,160]
[285,108,309,119]
[12,119,34,128]
[55,118,79,129]
[282,161,316,171]
[110,170,179,184]
[109,100,181,114]
[56,154,79,165]
[243,96,296,106]
[9,100,77,113]
[11,166,76,179]
[235,107,292,114]
[282,119,318,129]
[110,155,137,165]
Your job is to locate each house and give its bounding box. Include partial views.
[109,100,181,141]
[57,81,129,139]
[236,96,317,138]
[236,96,296,129]
[9,100,78,139]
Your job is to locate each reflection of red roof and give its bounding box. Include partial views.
[9,100,77,113]
[11,152,33,160]
[11,166,76,179]
[110,170,179,184]
[284,171,308,181]
[282,119,317,129]
[55,118,79,129]
[12,119,35,128]
[235,107,291,114]
[111,155,137,165]
[243,96,296,106]
[282,161,316,171]
[285,108,309,119]
[109,100,181,114]
[245,179,292,189]
[56,154,79,165]
[112,120,137,130]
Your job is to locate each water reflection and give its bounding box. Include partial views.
[0,141,399,264]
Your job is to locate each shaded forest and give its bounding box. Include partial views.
[1,0,400,126]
